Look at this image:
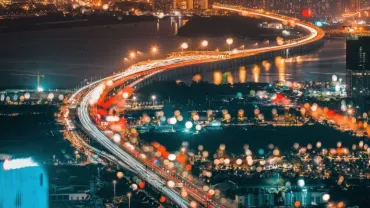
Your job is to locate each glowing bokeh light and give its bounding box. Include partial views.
[168,154,176,161]
[322,193,330,202]
[185,121,193,129]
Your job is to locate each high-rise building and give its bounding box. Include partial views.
[335,0,348,14]
[346,36,370,112]
[193,0,208,9]
[173,0,187,10]
[204,0,208,9]
[361,0,370,11]
[155,0,173,11]
[0,158,48,208]
[261,0,351,17]
[188,0,193,9]
[173,0,208,10]
[350,0,360,12]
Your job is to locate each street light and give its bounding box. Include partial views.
[151,95,156,106]
[185,121,193,129]
[181,42,188,52]
[201,40,208,50]
[151,46,158,59]
[297,178,306,205]
[133,96,137,107]
[123,57,129,69]
[129,52,136,59]
[122,92,129,99]
[129,51,141,63]
[297,178,305,187]
[168,154,176,161]
[127,192,132,208]
[129,52,136,63]
[167,180,175,188]
[226,38,233,50]
[322,193,330,202]
[190,201,197,208]
[112,180,117,197]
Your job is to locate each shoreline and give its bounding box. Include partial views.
[0,14,156,33]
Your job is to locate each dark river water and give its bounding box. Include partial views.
[0,18,350,157]
[0,19,345,89]
[176,39,346,84]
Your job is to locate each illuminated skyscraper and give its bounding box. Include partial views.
[262,0,354,17]
[346,36,370,112]
[0,158,48,208]
[154,0,174,11]
[194,0,208,9]
[188,0,193,9]
[335,0,348,14]
[173,0,188,10]
[350,0,360,12]
[361,0,370,10]
[173,0,208,10]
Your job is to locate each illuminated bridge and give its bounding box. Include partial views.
[65,4,325,208]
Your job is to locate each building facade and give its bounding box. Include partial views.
[173,0,208,10]
[346,36,370,113]
[0,158,48,208]
[241,0,362,17]
[235,184,328,207]
[350,0,361,12]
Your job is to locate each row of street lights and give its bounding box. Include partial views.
[179,38,268,53]
[181,38,233,52]
[124,37,268,69]
[126,38,233,62]
[124,37,275,68]
[124,47,158,68]
[112,179,132,208]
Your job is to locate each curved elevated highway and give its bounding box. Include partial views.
[67,4,325,208]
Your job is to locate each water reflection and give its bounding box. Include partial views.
[226,72,233,84]
[239,66,246,83]
[284,56,302,63]
[170,17,179,35]
[192,56,292,84]
[275,56,286,81]
[213,71,222,85]
[193,74,202,82]
[179,44,346,84]
[209,65,283,85]
[170,17,188,35]
[181,19,188,26]
[252,64,260,82]
[261,60,271,71]
[212,71,236,85]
